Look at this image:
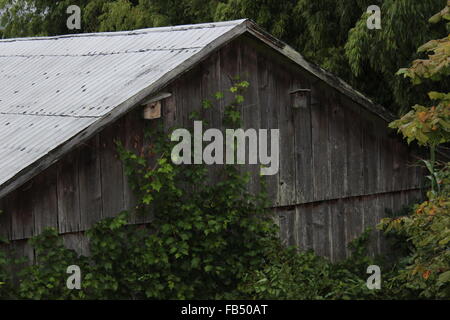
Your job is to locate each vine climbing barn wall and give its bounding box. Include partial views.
[0,34,424,262]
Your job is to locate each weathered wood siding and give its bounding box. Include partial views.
[0,34,424,261]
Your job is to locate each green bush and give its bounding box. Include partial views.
[378,163,450,299]
[237,229,381,300]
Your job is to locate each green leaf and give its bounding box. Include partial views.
[438,271,450,284]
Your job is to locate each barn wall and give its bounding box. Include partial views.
[0,34,424,261]
[0,108,151,261]
[162,34,424,260]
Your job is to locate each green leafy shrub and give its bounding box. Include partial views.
[237,229,381,300]
[379,169,450,299]
[0,239,14,299]
[17,229,88,300]
[381,4,450,299]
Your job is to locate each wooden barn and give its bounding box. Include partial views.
[0,19,424,262]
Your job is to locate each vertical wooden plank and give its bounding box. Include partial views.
[207,52,224,131]
[363,195,379,257]
[257,52,278,205]
[277,68,296,206]
[311,84,331,201]
[63,232,89,257]
[57,152,81,234]
[293,78,313,204]
[11,184,34,240]
[183,65,204,129]
[163,94,177,132]
[0,194,12,240]
[362,116,378,195]
[100,120,125,218]
[278,210,288,246]
[199,52,223,184]
[33,168,58,236]
[330,199,346,261]
[344,100,364,197]
[240,40,261,196]
[312,202,330,258]
[383,136,395,193]
[199,54,215,129]
[296,204,313,251]
[63,233,83,256]
[392,140,404,191]
[78,135,103,230]
[278,208,296,247]
[292,205,300,249]
[329,94,347,200]
[220,41,241,125]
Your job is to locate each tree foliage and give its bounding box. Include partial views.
[380,3,450,299]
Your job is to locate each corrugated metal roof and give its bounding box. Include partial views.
[0,20,247,194]
[0,19,395,198]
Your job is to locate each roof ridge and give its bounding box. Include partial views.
[0,46,203,58]
[0,19,248,43]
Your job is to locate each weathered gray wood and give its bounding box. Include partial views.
[392,140,405,192]
[278,208,296,247]
[78,136,103,230]
[344,99,364,197]
[330,199,346,261]
[362,116,378,195]
[362,195,379,257]
[344,196,363,257]
[219,41,241,131]
[11,184,34,240]
[312,202,330,258]
[278,210,288,246]
[292,75,313,204]
[32,168,58,236]
[205,51,223,131]
[311,84,330,201]
[257,53,279,204]
[57,153,81,234]
[63,232,90,257]
[199,52,222,183]
[0,194,12,240]
[162,94,177,132]
[277,67,296,206]
[383,136,396,193]
[241,40,261,196]
[329,94,347,200]
[296,204,313,251]
[100,121,125,218]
